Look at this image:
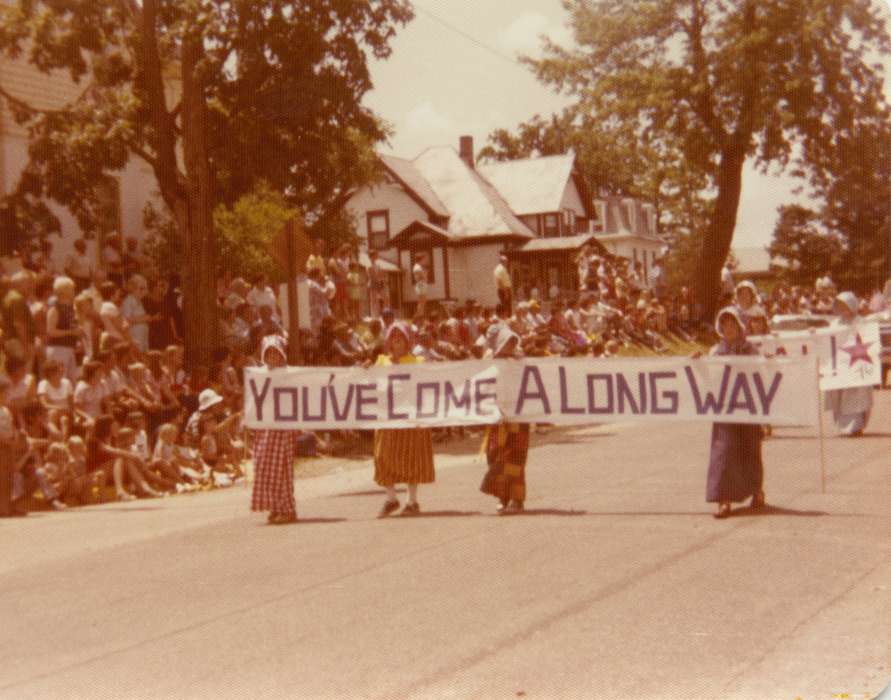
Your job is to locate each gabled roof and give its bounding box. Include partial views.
[513,233,608,255]
[410,147,534,240]
[596,196,661,240]
[476,153,577,216]
[379,155,449,219]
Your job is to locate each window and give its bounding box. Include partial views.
[96,178,121,238]
[624,201,637,233]
[367,210,390,250]
[633,247,638,263]
[543,213,559,237]
[563,209,576,235]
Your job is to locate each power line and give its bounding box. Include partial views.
[411,2,521,67]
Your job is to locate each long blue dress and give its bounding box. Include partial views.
[706,339,764,504]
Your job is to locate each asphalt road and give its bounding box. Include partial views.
[2,396,890,700]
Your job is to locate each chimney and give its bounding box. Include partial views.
[459,135,474,169]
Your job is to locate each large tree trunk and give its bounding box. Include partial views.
[180,38,219,368]
[695,145,746,321]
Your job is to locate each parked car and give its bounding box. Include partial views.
[769,314,834,332]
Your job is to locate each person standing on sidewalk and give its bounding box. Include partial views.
[494,254,513,313]
[373,322,435,517]
[250,336,301,525]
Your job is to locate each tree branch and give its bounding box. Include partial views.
[683,0,726,147]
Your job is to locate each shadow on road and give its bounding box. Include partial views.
[256,517,347,527]
[729,504,828,517]
[409,510,481,519]
[510,508,588,516]
[335,488,406,498]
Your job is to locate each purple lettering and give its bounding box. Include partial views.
[356,383,378,421]
[616,373,646,414]
[444,380,472,416]
[726,373,757,415]
[417,382,440,419]
[387,373,411,420]
[474,377,497,416]
[586,374,614,414]
[248,377,272,422]
[685,365,732,415]
[328,384,355,421]
[648,371,678,414]
[559,366,584,414]
[752,371,783,416]
[301,386,327,422]
[273,387,299,421]
[514,366,551,415]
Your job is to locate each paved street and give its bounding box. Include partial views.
[2,396,890,700]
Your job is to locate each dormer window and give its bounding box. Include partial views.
[543,213,559,237]
[563,209,576,236]
[623,200,636,233]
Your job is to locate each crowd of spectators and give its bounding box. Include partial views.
[4,233,888,518]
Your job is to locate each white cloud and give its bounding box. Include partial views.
[404,100,453,134]
[496,12,573,58]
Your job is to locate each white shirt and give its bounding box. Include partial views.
[37,378,73,408]
[74,381,103,418]
[65,252,92,279]
[121,294,149,351]
[247,286,278,316]
[494,263,511,290]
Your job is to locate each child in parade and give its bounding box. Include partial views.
[825,292,873,437]
[480,327,531,515]
[699,307,765,519]
[250,335,302,524]
[373,322,435,517]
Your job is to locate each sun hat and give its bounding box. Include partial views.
[261,335,287,364]
[198,388,224,413]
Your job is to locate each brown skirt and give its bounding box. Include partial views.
[373,428,435,486]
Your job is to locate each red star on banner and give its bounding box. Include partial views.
[841,333,873,367]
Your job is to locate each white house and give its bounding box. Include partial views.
[0,53,164,270]
[345,136,601,308]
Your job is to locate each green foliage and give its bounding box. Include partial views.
[523,0,891,317]
[214,183,299,284]
[768,204,844,286]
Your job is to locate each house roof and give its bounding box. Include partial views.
[595,197,662,240]
[513,233,607,255]
[404,147,534,240]
[379,155,449,219]
[476,153,576,216]
[358,251,400,272]
[389,220,457,247]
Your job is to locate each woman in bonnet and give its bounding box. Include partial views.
[250,335,301,524]
[703,307,765,519]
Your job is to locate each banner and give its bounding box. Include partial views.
[244,355,818,430]
[749,322,880,390]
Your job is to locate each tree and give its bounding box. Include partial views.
[527,0,891,319]
[0,0,411,364]
[768,204,844,285]
[214,182,299,284]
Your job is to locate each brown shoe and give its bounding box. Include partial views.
[399,502,420,517]
[378,499,400,518]
[750,490,766,509]
[714,502,731,519]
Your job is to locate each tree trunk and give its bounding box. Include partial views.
[180,38,219,369]
[695,145,746,321]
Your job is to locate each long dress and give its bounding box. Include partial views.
[250,429,300,514]
[373,354,435,486]
[706,340,764,504]
[480,422,530,504]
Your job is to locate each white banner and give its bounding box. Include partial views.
[244,355,819,430]
[749,322,880,390]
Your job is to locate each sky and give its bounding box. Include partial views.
[363,0,891,252]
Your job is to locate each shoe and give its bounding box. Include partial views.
[378,499,400,518]
[503,500,524,515]
[50,499,67,511]
[399,502,420,517]
[496,500,508,515]
[269,512,298,525]
[714,502,731,519]
[750,490,766,509]
[116,491,137,502]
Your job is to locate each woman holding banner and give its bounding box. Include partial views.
[374,322,435,517]
[480,327,530,515]
[825,292,873,437]
[250,336,301,525]
[705,307,765,519]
